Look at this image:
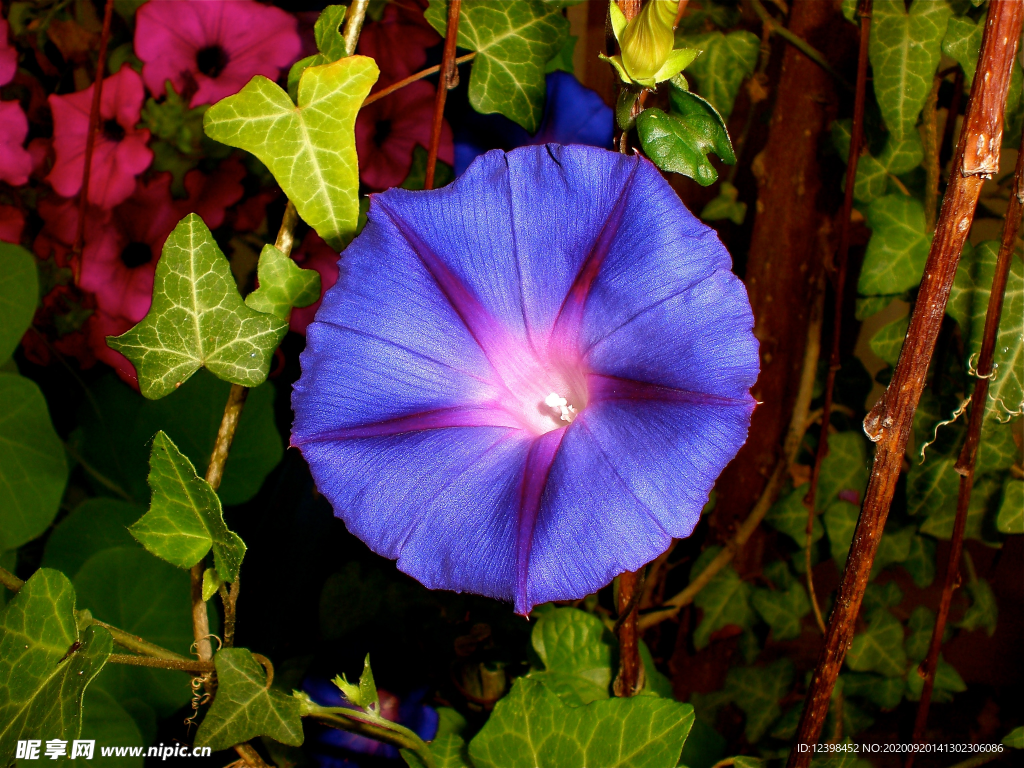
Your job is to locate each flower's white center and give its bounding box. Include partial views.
[544,392,578,423]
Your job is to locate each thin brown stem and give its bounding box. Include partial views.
[234,743,272,768]
[613,569,644,696]
[0,565,24,592]
[908,130,1024,764]
[342,0,371,57]
[91,619,194,662]
[274,201,299,257]
[788,2,1023,762]
[363,53,476,108]
[803,0,873,637]
[72,0,115,281]
[922,75,943,231]
[425,0,461,190]
[640,271,824,632]
[219,578,239,648]
[673,0,690,29]
[749,0,853,90]
[108,653,214,673]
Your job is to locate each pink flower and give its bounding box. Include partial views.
[79,174,180,322]
[289,230,338,334]
[135,0,302,107]
[47,65,153,209]
[34,195,79,268]
[358,0,439,86]
[0,205,25,244]
[356,80,453,191]
[176,158,246,229]
[228,188,278,233]
[1,19,17,86]
[88,311,138,389]
[0,101,32,186]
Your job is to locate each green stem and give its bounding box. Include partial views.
[0,565,24,592]
[89,618,195,662]
[107,653,213,673]
[749,0,853,90]
[301,701,435,768]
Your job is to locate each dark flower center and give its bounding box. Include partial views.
[121,241,153,269]
[102,119,125,142]
[373,119,392,147]
[196,45,229,78]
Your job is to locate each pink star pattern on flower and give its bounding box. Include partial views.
[47,65,153,209]
[135,0,302,107]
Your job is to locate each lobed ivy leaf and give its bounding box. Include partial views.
[919,470,1001,542]
[846,609,907,678]
[751,581,810,641]
[841,672,904,710]
[723,660,794,744]
[71,689,144,768]
[822,499,860,568]
[528,607,612,705]
[403,735,473,768]
[676,30,759,119]
[0,242,38,365]
[692,547,756,649]
[425,0,569,132]
[832,121,924,204]
[869,0,952,140]
[545,34,577,74]
[859,195,930,297]
[818,431,869,508]
[0,569,112,763]
[71,372,282,507]
[862,580,903,615]
[765,484,823,546]
[870,315,909,367]
[205,58,379,250]
[74,548,198,718]
[700,182,747,225]
[108,215,288,399]
[907,454,958,518]
[905,656,966,703]
[245,244,321,321]
[195,648,304,751]
[636,86,736,186]
[978,418,1021,475]
[0,373,69,552]
[467,677,694,768]
[315,4,349,60]
[870,526,915,578]
[957,577,997,636]
[42,498,145,578]
[903,535,936,588]
[997,479,1023,534]
[906,605,939,663]
[1003,726,1024,748]
[130,431,246,581]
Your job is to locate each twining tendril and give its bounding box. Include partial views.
[918,395,971,464]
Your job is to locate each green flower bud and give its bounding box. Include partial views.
[618,0,677,83]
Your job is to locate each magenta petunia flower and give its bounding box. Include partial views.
[0,20,16,86]
[176,158,246,229]
[291,145,759,614]
[356,80,453,191]
[47,65,153,209]
[0,204,25,244]
[358,0,440,86]
[289,230,339,335]
[135,0,302,108]
[79,174,180,323]
[88,310,138,388]
[0,100,32,186]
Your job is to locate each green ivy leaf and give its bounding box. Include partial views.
[870,526,915,578]
[401,145,455,190]
[751,581,810,641]
[70,372,282,507]
[0,243,38,365]
[919,470,1001,541]
[195,648,303,751]
[903,535,936,588]
[0,373,69,551]
[403,735,473,768]
[907,454,958,517]
[0,569,112,763]
[823,499,860,567]
[818,431,870,508]
[636,87,736,186]
[692,547,756,649]
[978,418,1021,475]
[905,656,965,703]
[765,484,823,546]
[108,215,287,399]
[245,245,321,321]
[74,548,198,718]
[862,581,903,615]
[467,677,694,768]
[545,34,577,74]
[957,576,997,636]
[723,660,794,743]
[832,120,925,204]
[906,605,938,663]
[130,431,246,582]
[870,315,909,367]
[72,688,145,768]
[676,30,759,119]
[205,58,378,250]
[334,654,379,712]
[425,0,568,132]
[202,568,223,602]
[42,498,145,578]
[869,0,952,140]
[997,479,1024,534]
[700,182,747,225]
[528,607,612,705]
[846,609,907,678]
[859,195,930,296]
[1002,726,1024,748]
[842,672,904,710]
[315,4,349,59]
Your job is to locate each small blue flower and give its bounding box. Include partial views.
[291,144,758,615]
[452,71,614,175]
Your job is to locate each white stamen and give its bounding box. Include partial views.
[544,392,577,423]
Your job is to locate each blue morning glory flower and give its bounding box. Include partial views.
[291,144,758,615]
[452,71,614,175]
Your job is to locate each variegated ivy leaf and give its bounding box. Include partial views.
[245,244,321,321]
[869,0,952,141]
[425,0,568,132]
[858,195,930,297]
[870,314,909,367]
[919,470,1002,542]
[130,431,246,582]
[997,479,1023,534]
[691,546,755,649]
[108,215,287,399]
[723,660,794,743]
[676,30,759,119]
[205,57,378,250]
[846,609,907,678]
